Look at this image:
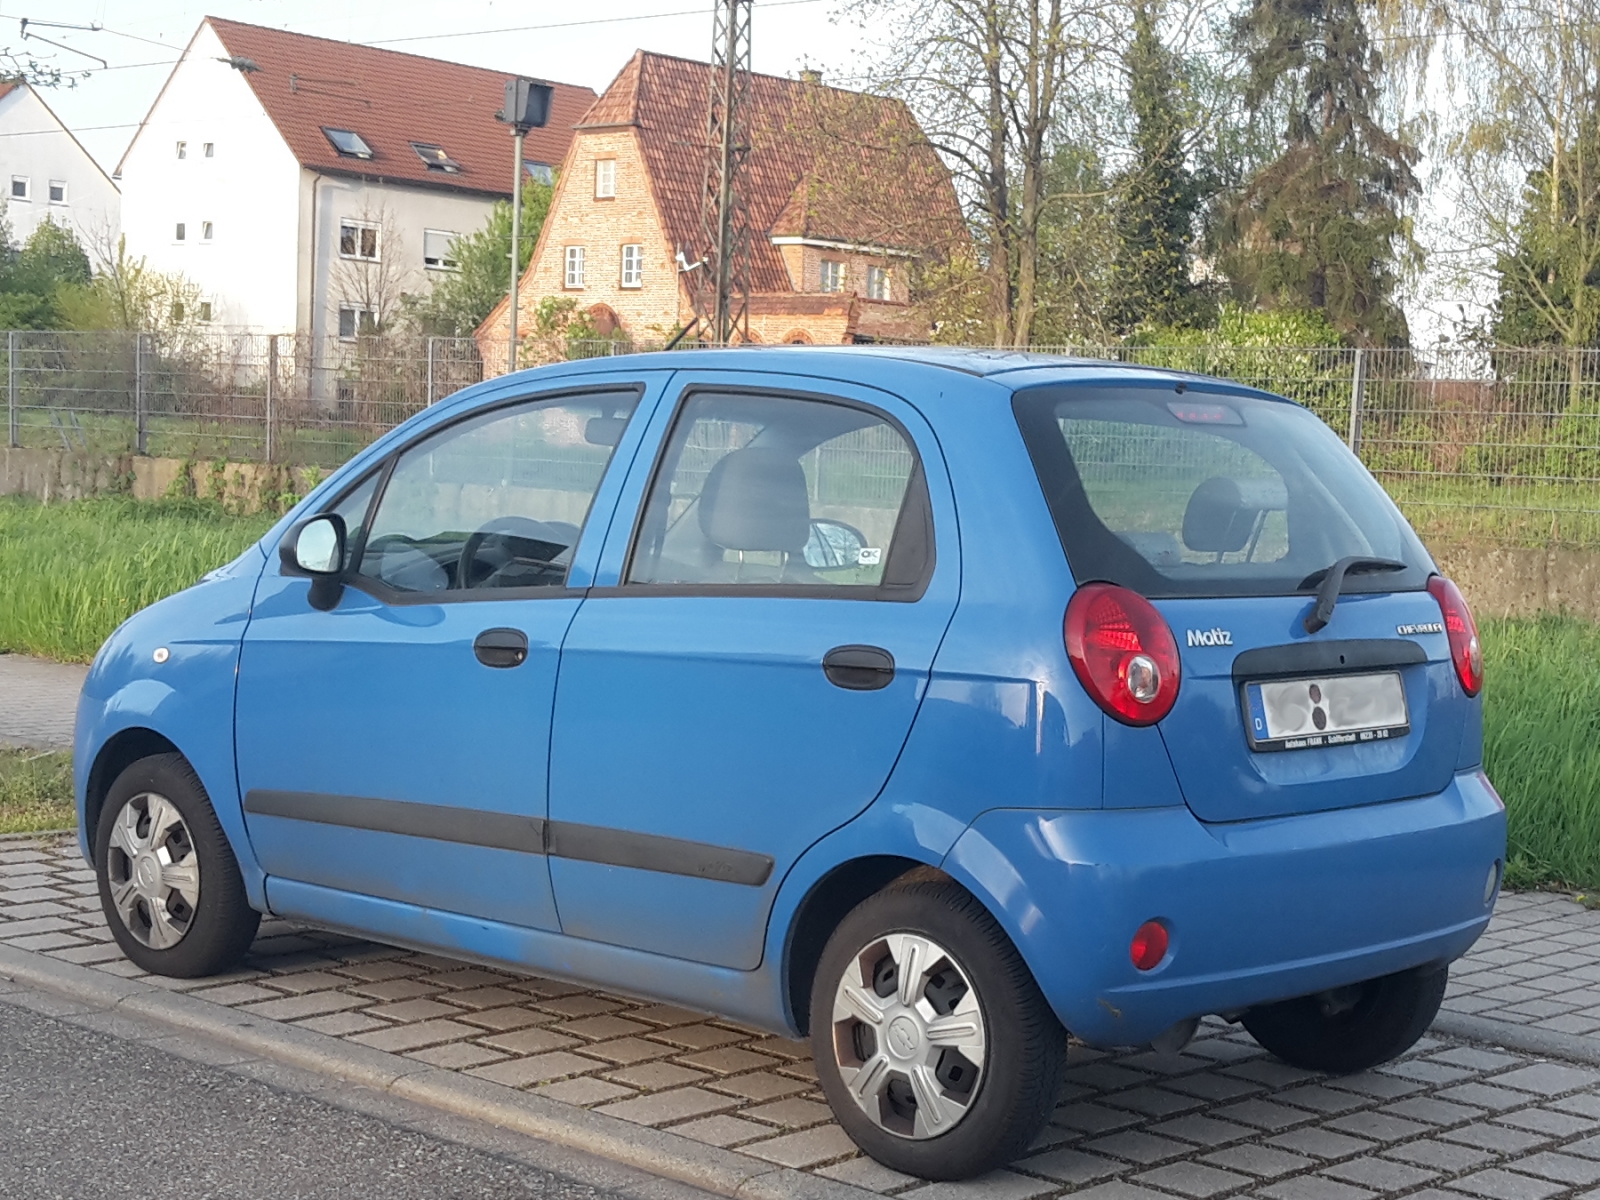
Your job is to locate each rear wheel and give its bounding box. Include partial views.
[1241,966,1447,1074]
[810,880,1066,1180]
[94,753,260,977]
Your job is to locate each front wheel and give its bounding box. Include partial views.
[94,753,260,977]
[810,879,1066,1181]
[1242,966,1447,1074]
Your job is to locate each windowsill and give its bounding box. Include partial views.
[594,195,616,201]
[620,283,642,290]
[339,255,381,263]
[424,264,459,272]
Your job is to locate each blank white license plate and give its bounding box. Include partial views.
[1243,671,1409,752]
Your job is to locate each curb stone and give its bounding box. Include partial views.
[1430,1011,1600,1068]
[0,942,877,1200]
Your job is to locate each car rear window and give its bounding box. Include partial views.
[1012,382,1433,598]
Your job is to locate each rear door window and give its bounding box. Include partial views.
[1013,385,1433,597]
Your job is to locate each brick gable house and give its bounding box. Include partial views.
[478,51,965,361]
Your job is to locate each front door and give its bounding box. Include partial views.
[236,384,647,931]
[547,377,960,969]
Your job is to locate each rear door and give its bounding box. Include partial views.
[546,374,960,969]
[1014,381,1470,822]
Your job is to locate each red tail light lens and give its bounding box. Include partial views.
[1130,920,1169,970]
[1428,575,1483,697]
[1064,583,1181,725]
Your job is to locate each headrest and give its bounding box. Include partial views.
[699,447,811,554]
[1182,476,1287,553]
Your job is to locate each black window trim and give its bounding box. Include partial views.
[596,383,936,603]
[307,382,646,607]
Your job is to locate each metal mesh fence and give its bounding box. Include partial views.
[5,332,1599,548]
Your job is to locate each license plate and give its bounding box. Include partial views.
[1243,671,1409,752]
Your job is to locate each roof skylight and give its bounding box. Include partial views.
[411,142,460,173]
[322,127,373,159]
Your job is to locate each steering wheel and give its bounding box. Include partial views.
[456,516,573,590]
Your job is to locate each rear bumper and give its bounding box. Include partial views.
[941,770,1506,1046]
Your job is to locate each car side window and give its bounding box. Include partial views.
[353,390,638,596]
[627,391,922,589]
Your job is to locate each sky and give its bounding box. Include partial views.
[6,0,872,171]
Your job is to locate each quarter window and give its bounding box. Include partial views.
[565,245,585,288]
[620,243,643,288]
[628,391,923,590]
[353,391,640,595]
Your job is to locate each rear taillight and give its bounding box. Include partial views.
[1428,575,1483,697]
[1064,583,1181,725]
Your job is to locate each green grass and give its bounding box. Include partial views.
[1484,616,1600,890]
[0,495,275,663]
[0,748,75,834]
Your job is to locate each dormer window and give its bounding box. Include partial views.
[525,161,553,185]
[323,127,374,159]
[411,142,460,173]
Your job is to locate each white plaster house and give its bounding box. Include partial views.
[0,82,120,247]
[116,18,595,335]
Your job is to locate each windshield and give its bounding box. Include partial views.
[1013,382,1434,598]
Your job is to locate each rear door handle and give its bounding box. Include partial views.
[823,644,895,691]
[474,627,528,669]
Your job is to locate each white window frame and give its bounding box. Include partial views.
[10,176,28,202]
[594,158,616,199]
[47,180,67,205]
[337,305,377,341]
[620,243,643,288]
[200,221,214,242]
[422,229,459,271]
[819,259,844,293]
[174,222,187,243]
[176,140,187,159]
[564,245,586,289]
[339,220,381,262]
[867,265,891,301]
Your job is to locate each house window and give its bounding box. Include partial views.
[201,221,214,241]
[338,306,377,340]
[10,177,27,201]
[48,181,67,205]
[203,142,214,158]
[175,223,187,242]
[867,265,891,301]
[339,221,380,261]
[411,142,460,173]
[322,127,374,159]
[594,159,616,199]
[198,301,213,322]
[819,259,844,293]
[620,243,643,288]
[565,245,586,289]
[524,161,553,185]
[176,141,187,159]
[423,229,459,270]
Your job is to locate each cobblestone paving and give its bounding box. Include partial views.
[7,833,1600,1199]
[0,655,86,749]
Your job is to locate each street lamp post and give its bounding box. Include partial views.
[498,78,554,375]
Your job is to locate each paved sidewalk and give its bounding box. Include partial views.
[0,654,86,749]
[8,833,1600,1200]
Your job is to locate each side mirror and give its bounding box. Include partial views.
[280,514,347,611]
[803,518,870,569]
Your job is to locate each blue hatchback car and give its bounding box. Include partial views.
[76,348,1506,1179]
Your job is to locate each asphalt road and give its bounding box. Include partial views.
[0,994,717,1200]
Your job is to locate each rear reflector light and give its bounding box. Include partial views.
[1131,920,1169,971]
[1428,576,1483,697]
[1064,584,1181,725]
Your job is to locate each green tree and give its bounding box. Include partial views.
[1218,0,1419,345]
[1105,1,1207,334]
[407,177,554,336]
[0,214,95,329]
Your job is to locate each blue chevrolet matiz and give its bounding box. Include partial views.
[75,348,1505,1179]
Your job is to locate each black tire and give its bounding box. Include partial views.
[1242,966,1447,1074]
[94,752,260,977]
[810,879,1066,1180]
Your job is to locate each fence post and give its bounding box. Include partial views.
[426,336,435,405]
[265,334,278,464]
[1347,348,1367,456]
[134,332,148,455]
[7,331,16,448]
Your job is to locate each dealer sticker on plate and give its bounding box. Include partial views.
[1243,671,1410,752]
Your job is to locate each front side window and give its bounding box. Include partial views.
[628,391,924,590]
[620,243,643,288]
[565,245,585,288]
[819,259,844,293]
[1013,386,1432,598]
[353,390,640,596]
[595,158,616,198]
[340,221,380,260]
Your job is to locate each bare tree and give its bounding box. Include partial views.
[330,202,416,334]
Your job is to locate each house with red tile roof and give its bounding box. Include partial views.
[116,17,594,335]
[0,82,119,246]
[478,51,966,360]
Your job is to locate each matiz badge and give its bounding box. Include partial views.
[1186,627,1234,647]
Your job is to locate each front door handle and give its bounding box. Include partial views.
[823,644,895,691]
[474,627,528,669]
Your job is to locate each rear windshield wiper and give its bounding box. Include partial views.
[1298,556,1410,634]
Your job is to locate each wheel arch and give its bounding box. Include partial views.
[84,727,181,863]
